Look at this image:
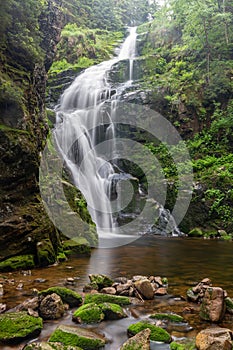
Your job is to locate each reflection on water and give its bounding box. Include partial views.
[1,237,233,350]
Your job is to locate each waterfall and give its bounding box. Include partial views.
[54,27,181,246]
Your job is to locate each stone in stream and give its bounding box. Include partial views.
[49,324,107,349]
[196,327,233,350]
[84,293,130,305]
[120,328,151,350]
[39,293,65,320]
[0,303,6,314]
[134,279,154,300]
[101,287,116,295]
[89,274,114,290]
[38,287,82,307]
[100,302,127,320]
[0,311,43,344]
[154,287,167,296]
[72,303,105,324]
[127,321,171,343]
[200,287,225,322]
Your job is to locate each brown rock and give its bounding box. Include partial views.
[133,275,147,282]
[116,282,132,294]
[101,287,116,295]
[201,278,212,285]
[155,288,167,296]
[200,287,225,322]
[120,328,151,350]
[196,327,233,350]
[134,279,154,300]
[39,293,64,320]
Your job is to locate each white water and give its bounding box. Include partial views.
[54,27,138,237]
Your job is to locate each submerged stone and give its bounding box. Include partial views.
[0,311,43,344]
[49,324,107,349]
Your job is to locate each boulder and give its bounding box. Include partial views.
[72,303,105,324]
[134,279,154,300]
[120,328,151,350]
[101,287,116,295]
[39,293,64,320]
[49,324,107,349]
[0,311,43,344]
[39,287,82,307]
[100,302,127,320]
[196,327,233,350]
[127,321,171,343]
[200,287,225,322]
[84,293,130,305]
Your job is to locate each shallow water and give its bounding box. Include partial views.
[1,236,233,350]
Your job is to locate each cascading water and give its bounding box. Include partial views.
[54,27,181,246]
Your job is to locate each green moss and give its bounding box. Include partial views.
[127,321,171,343]
[39,287,82,307]
[170,341,196,350]
[225,297,233,313]
[150,313,184,323]
[0,255,35,272]
[89,274,113,289]
[36,239,56,267]
[63,238,91,256]
[188,228,203,237]
[49,325,106,350]
[170,342,185,350]
[72,303,104,324]
[99,302,127,320]
[23,342,82,350]
[0,312,43,344]
[84,293,130,306]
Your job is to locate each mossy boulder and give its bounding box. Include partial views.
[24,342,82,350]
[100,302,127,320]
[0,311,43,344]
[0,255,35,272]
[49,325,107,350]
[127,321,171,343]
[36,239,57,267]
[120,328,151,350]
[150,313,184,323]
[188,228,203,237]
[39,287,82,307]
[72,303,105,324]
[89,274,113,290]
[84,293,130,306]
[63,238,91,256]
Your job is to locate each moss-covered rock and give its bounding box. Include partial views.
[225,297,233,314]
[0,255,35,272]
[39,287,82,307]
[23,342,82,350]
[170,342,186,350]
[188,228,203,237]
[0,311,43,344]
[120,328,151,350]
[100,302,127,320]
[49,325,107,350]
[127,321,171,343]
[84,293,130,306]
[150,313,184,323]
[89,274,113,290]
[63,238,91,256]
[72,303,105,324]
[36,239,57,267]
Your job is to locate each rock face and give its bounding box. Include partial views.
[200,287,225,322]
[196,327,233,350]
[0,0,64,269]
[120,328,151,350]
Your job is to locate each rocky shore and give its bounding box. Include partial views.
[0,274,233,350]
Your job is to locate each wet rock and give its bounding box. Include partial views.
[49,324,107,349]
[65,278,76,286]
[200,287,225,322]
[0,255,35,272]
[72,303,105,324]
[34,278,46,283]
[100,302,127,320]
[127,321,171,343]
[39,287,82,307]
[114,277,128,284]
[225,297,233,314]
[36,239,56,267]
[89,274,113,290]
[116,282,132,294]
[63,238,91,257]
[0,303,6,314]
[0,284,4,296]
[150,313,184,323]
[134,279,154,300]
[16,282,24,290]
[9,297,39,313]
[0,311,43,344]
[101,287,116,295]
[196,327,233,350]
[132,275,147,282]
[39,293,64,320]
[83,282,98,293]
[154,287,167,296]
[120,328,151,350]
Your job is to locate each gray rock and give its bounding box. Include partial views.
[39,293,64,320]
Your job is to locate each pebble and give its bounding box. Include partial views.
[34,278,46,283]
[0,303,6,314]
[0,284,4,296]
[16,283,24,290]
